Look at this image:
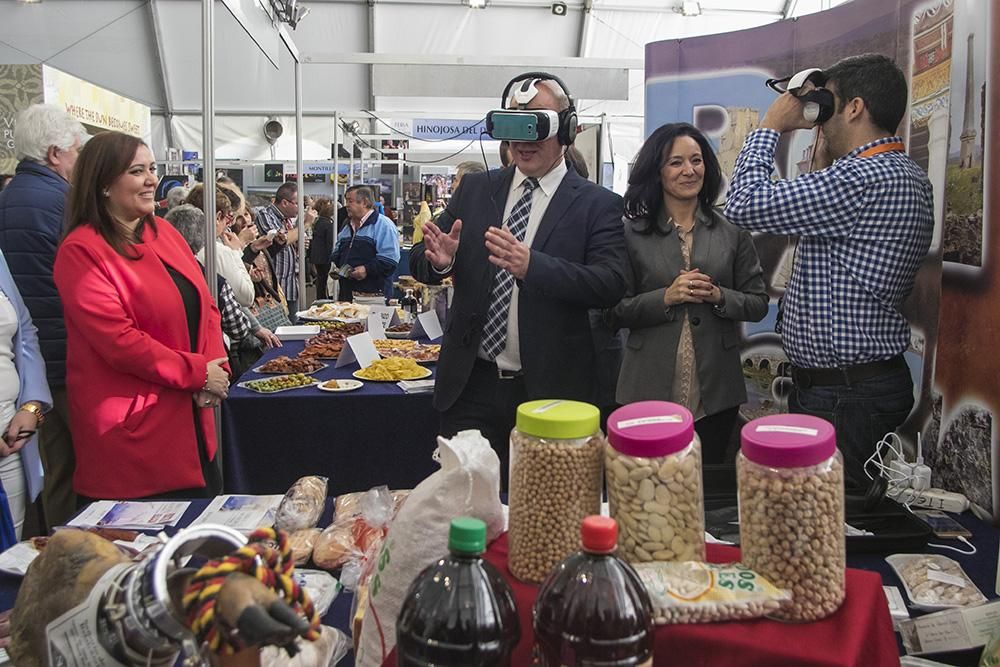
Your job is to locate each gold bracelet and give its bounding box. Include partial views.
[18,402,45,426]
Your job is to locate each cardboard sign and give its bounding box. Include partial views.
[409,310,443,341]
[369,305,400,329]
[366,313,387,340]
[335,333,381,368]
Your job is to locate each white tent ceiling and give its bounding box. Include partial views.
[0,0,849,166]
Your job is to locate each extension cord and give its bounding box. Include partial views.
[887,485,971,513]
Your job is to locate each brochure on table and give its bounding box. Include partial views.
[409,310,443,340]
[188,494,284,533]
[68,500,189,530]
[335,332,380,368]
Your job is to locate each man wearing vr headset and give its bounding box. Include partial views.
[410,74,626,481]
[725,53,934,490]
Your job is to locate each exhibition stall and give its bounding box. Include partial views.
[1,0,1000,665]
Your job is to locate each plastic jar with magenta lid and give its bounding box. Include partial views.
[737,414,845,622]
[606,401,705,563]
[508,399,604,583]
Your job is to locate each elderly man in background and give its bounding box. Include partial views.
[333,185,401,303]
[0,104,88,528]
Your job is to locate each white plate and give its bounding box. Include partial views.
[274,325,321,341]
[237,376,320,394]
[317,379,364,392]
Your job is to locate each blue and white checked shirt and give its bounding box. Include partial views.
[254,203,298,303]
[724,129,933,369]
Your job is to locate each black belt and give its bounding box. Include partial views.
[474,357,524,380]
[790,355,907,388]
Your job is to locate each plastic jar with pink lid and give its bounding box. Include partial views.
[606,401,705,563]
[737,414,845,622]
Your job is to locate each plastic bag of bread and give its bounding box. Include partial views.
[275,476,328,532]
[259,625,350,666]
[314,486,394,572]
[289,528,321,566]
[335,487,409,521]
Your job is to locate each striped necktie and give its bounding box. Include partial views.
[480,177,538,361]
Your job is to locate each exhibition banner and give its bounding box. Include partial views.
[42,64,150,140]
[0,64,43,173]
[645,0,998,516]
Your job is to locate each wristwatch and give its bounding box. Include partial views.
[18,402,45,426]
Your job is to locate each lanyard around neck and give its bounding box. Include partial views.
[857,141,905,158]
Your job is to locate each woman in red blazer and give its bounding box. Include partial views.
[54,132,230,501]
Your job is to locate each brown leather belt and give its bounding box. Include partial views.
[790,355,907,389]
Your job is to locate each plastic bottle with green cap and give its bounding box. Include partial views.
[396,517,520,666]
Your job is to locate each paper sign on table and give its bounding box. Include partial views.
[68,500,189,529]
[189,494,284,533]
[410,309,443,340]
[899,599,1000,655]
[369,305,400,329]
[366,313,387,340]
[335,332,381,368]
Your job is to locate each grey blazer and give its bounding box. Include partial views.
[608,207,768,415]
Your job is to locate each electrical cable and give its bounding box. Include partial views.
[927,536,977,556]
[363,110,488,143]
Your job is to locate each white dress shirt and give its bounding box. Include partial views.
[479,159,568,371]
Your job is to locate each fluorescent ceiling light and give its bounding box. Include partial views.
[467,0,488,8]
[681,1,701,16]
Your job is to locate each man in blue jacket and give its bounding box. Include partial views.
[332,185,400,302]
[0,104,87,528]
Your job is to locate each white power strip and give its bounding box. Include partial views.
[887,485,971,513]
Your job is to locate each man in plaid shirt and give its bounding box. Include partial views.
[255,182,300,319]
[725,54,933,489]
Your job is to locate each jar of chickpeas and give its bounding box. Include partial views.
[508,400,604,583]
[737,414,845,622]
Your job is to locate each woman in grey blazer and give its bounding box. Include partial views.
[608,123,768,462]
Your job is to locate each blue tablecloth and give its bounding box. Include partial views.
[222,340,441,496]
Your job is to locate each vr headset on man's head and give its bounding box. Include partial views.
[766,68,835,124]
[485,72,578,145]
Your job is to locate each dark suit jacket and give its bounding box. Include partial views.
[607,207,769,415]
[411,166,626,411]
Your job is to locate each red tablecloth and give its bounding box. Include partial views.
[385,535,899,666]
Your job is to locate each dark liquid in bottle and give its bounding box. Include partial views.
[396,552,520,666]
[534,521,654,666]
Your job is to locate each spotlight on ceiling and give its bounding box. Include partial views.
[270,0,310,28]
[680,1,701,16]
[551,1,567,15]
[467,0,488,9]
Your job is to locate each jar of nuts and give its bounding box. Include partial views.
[508,400,604,583]
[737,414,845,622]
[606,401,705,564]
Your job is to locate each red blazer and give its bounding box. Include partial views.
[54,219,228,498]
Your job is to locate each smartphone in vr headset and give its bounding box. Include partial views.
[486,109,560,142]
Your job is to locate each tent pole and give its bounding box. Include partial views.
[332,111,340,301]
[296,58,306,307]
[202,0,216,303]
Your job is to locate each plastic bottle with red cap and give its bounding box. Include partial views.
[533,516,655,666]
